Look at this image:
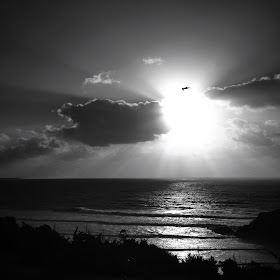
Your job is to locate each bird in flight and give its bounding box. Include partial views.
[182,86,191,91]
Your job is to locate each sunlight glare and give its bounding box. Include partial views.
[161,83,218,152]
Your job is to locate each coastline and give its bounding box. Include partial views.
[1,178,280,266]
[1,214,280,279]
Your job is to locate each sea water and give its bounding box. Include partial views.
[1,178,280,264]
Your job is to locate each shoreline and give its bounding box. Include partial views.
[0,208,278,265]
[1,216,280,279]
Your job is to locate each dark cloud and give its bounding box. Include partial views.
[57,99,169,146]
[0,98,169,165]
[205,74,280,108]
[0,133,10,144]
[0,132,61,165]
[0,129,97,165]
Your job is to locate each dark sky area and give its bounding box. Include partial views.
[1,0,280,178]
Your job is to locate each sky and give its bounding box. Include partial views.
[0,0,280,178]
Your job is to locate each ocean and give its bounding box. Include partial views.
[1,178,280,265]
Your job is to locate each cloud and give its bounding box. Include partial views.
[56,99,170,146]
[0,129,98,165]
[205,74,280,108]
[229,118,247,129]
[83,72,120,86]
[142,57,164,65]
[0,132,62,165]
[226,118,280,155]
[0,97,170,165]
[264,120,279,128]
[0,133,10,144]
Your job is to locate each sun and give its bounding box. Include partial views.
[160,82,218,152]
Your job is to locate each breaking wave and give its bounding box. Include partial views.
[53,207,255,220]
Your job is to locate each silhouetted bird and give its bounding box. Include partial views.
[182,86,191,91]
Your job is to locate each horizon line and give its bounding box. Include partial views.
[1,177,280,180]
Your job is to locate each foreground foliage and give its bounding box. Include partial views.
[0,217,279,279]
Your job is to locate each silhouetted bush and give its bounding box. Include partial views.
[1,216,279,280]
[239,261,279,280]
[222,258,240,279]
[0,216,19,250]
[181,254,218,279]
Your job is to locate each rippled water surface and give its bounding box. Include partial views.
[1,178,280,264]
